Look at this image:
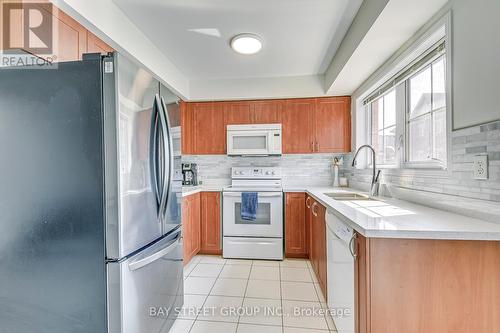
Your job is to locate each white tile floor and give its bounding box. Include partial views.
[170,255,337,333]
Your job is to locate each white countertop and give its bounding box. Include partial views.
[182,185,224,197]
[297,187,500,241]
[182,184,500,240]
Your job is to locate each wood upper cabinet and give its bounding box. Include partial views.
[86,31,113,55]
[252,100,282,124]
[37,5,87,62]
[315,97,351,152]
[200,192,221,255]
[282,97,351,153]
[285,193,308,258]
[282,99,315,153]
[182,193,201,265]
[224,102,253,125]
[193,102,225,154]
[1,2,113,62]
[181,101,195,154]
[181,96,351,155]
[224,100,282,125]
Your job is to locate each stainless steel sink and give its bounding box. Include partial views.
[324,192,376,201]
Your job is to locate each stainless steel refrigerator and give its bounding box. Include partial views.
[0,53,183,333]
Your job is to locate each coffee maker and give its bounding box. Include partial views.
[182,163,198,186]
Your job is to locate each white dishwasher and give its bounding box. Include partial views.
[326,210,357,333]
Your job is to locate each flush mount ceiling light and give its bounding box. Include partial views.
[230,33,262,55]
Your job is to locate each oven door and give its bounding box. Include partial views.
[223,191,283,237]
[227,130,273,156]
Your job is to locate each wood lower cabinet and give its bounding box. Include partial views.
[300,195,327,297]
[183,191,222,264]
[285,193,308,258]
[306,195,314,257]
[287,194,500,333]
[182,193,201,265]
[355,236,500,333]
[312,200,327,296]
[355,234,369,333]
[200,192,222,255]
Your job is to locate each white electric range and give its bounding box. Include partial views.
[222,167,284,260]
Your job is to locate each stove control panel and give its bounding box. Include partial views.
[231,167,282,179]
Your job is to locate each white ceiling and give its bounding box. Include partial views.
[113,0,362,80]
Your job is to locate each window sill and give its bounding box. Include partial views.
[402,161,447,170]
[361,163,450,178]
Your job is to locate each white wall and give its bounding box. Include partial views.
[189,75,325,101]
[51,0,189,100]
[451,0,500,129]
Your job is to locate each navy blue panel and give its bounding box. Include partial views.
[0,60,106,333]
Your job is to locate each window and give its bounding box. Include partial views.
[364,38,449,170]
[368,89,397,165]
[407,55,447,165]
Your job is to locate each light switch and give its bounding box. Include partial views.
[473,155,488,180]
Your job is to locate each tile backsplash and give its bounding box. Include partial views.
[342,120,500,202]
[182,153,335,188]
[184,120,500,202]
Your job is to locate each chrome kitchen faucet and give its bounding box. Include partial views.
[351,144,381,197]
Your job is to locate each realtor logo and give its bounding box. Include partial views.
[2,1,53,54]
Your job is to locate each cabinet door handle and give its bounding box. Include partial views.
[315,141,319,152]
[349,233,358,260]
[306,197,311,208]
[311,202,318,217]
[310,141,314,151]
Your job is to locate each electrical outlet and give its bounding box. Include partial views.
[473,155,488,180]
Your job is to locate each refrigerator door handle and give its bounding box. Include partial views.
[160,96,174,215]
[128,236,181,271]
[157,94,170,221]
[149,97,161,212]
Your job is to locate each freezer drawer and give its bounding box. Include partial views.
[107,228,183,333]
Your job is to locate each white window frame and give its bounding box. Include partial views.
[403,53,448,170]
[366,87,404,169]
[354,11,452,176]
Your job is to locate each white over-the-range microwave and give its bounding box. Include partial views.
[226,124,282,156]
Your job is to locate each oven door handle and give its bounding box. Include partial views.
[223,192,282,198]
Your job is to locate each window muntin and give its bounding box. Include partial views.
[407,55,447,164]
[369,89,397,165]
